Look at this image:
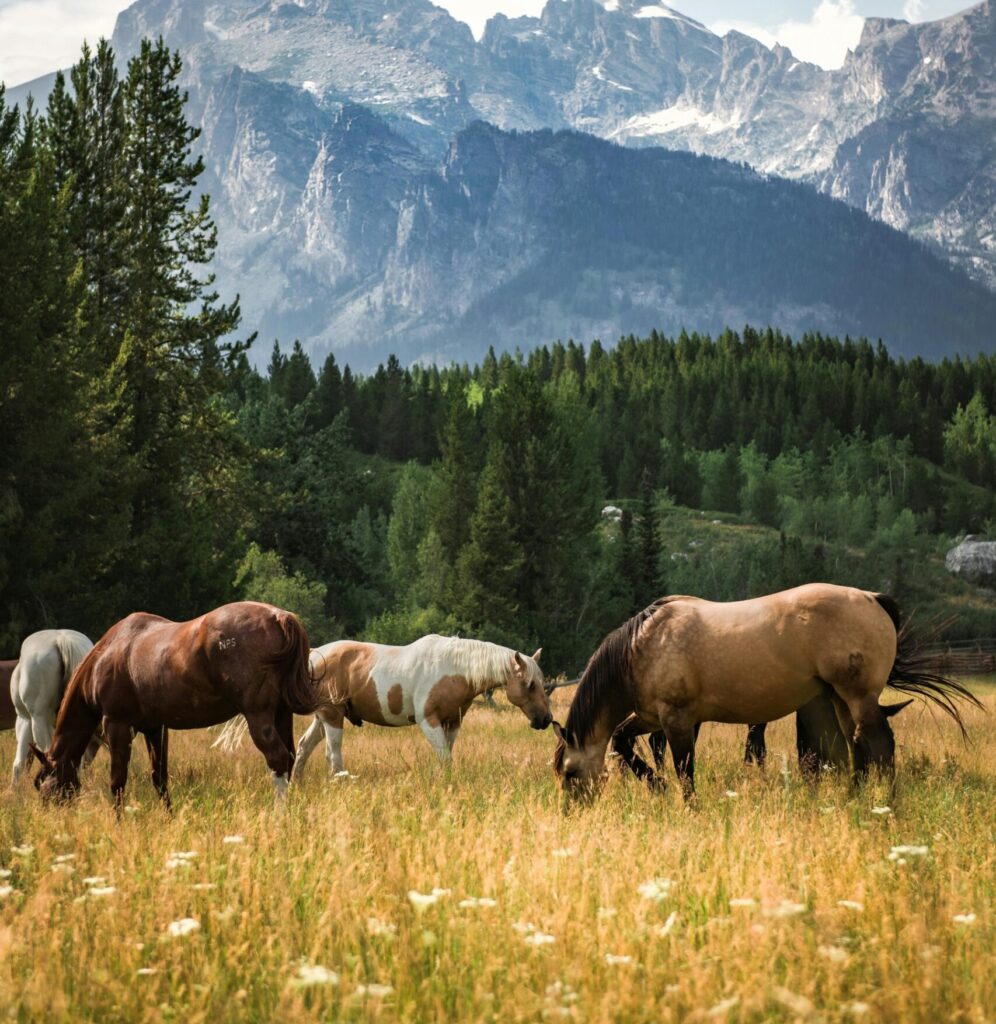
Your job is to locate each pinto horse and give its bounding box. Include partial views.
[289,635,552,776]
[31,602,326,807]
[553,584,981,805]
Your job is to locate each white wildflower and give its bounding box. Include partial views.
[524,931,556,947]
[53,854,75,863]
[838,900,865,911]
[169,851,198,861]
[707,996,740,1017]
[656,910,678,936]
[11,845,33,857]
[773,988,813,1015]
[88,886,116,897]
[888,845,928,860]
[458,897,497,909]
[291,963,340,988]
[124,805,139,814]
[845,1002,870,1016]
[637,878,674,901]
[191,883,217,891]
[724,790,738,798]
[597,906,617,919]
[52,863,75,875]
[871,806,892,815]
[0,869,11,878]
[764,900,806,918]
[166,917,201,938]
[136,967,158,976]
[551,847,576,859]
[366,916,397,937]
[408,889,447,910]
[818,944,850,963]
[354,983,393,998]
[0,885,14,899]
[222,835,245,845]
[952,913,976,925]
[83,876,107,887]
[604,953,633,965]
[512,921,537,934]
[729,898,756,908]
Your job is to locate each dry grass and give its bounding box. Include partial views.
[0,682,993,1023]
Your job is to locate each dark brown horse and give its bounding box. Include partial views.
[31,602,328,807]
[554,585,981,805]
[611,690,849,788]
[1,660,17,732]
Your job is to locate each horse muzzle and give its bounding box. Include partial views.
[531,713,554,730]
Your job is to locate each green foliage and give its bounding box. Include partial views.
[234,543,339,642]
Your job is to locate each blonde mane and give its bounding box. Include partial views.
[393,635,524,695]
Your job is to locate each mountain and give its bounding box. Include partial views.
[105,0,996,291]
[8,0,994,364]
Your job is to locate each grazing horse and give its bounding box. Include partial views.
[10,630,96,783]
[553,584,981,805]
[290,636,552,777]
[30,602,327,807]
[1,660,17,732]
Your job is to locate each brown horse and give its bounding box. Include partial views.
[553,584,981,804]
[31,602,327,807]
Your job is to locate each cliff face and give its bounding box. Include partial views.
[34,0,986,363]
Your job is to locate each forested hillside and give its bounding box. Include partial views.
[2,43,994,669]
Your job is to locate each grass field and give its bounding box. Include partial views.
[0,682,992,1023]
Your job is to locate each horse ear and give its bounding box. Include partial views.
[552,721,567,744]
[882,699,914,718]
[531,648,542,663]
[513,651,526,675]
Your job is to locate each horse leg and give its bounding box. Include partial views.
[322,716,346,775]
[292,716,324,780]
[275,704,295,778]
[106,721,134,810]
[11,715,31,783]
[662,715,697,801]
[29,712,55,762]
[797,690,851,774]
[648,730,668,771]
[417,716,452,763]
[613,720,664,791]
[243,710,294,799]
[744,724,767,766]
[81,732,103,770]
[143,728,171,810]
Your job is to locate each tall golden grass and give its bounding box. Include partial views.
[0,682,992,1022]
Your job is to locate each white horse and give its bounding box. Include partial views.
[10,629,95,782]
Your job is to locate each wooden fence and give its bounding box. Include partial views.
[922,639,996,676]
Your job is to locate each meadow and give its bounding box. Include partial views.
[0,683,992,1023]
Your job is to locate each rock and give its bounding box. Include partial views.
[945,537,996,586]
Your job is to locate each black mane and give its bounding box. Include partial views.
[554,598,672,771]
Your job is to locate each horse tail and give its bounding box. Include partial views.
[875,594,984,738]
[54,632,94,693]
[268,610,328,716]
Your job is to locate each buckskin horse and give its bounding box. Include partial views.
[274,635,550,777]
[553,584,981,805]
[31,602,327,807]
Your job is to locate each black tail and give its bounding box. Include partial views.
[875,594,984,738]
[268,612,324,716]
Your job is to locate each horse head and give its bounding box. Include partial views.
[29,743,79,801]
[552,721,605,808]
[505,648,553,731]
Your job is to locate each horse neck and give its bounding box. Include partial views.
[574,686,633,765]
[50,684,100,768]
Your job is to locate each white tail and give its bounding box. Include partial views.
[211,716,249,751]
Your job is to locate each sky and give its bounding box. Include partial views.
[0,0,974,87]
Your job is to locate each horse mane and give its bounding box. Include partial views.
[555,598,673,772]
[399,635,523,694]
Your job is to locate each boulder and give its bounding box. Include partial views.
[945,536,996,587]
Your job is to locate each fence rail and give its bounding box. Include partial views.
[922,639,996,676]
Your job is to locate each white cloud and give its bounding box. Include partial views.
[0,0,125,88]
[902,0,926,21]
[434,0,545,39]
[711,1,865,70]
